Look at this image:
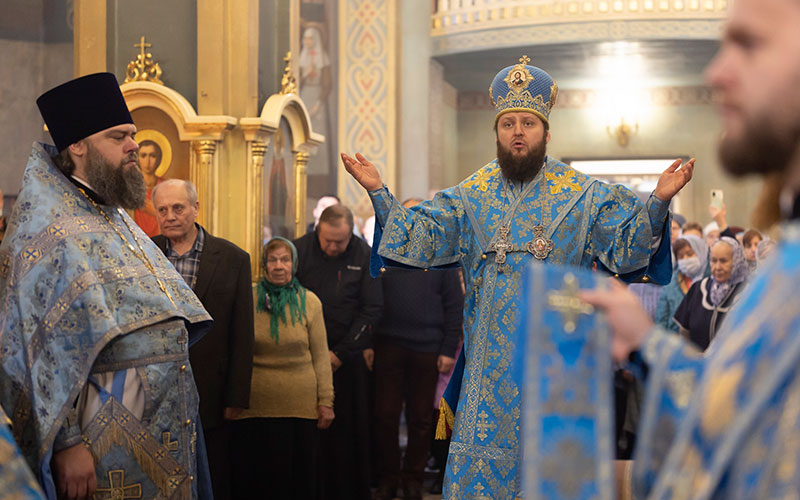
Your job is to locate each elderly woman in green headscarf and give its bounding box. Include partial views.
[231,237,334,500]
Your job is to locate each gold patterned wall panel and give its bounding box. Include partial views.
[337,0,397,217]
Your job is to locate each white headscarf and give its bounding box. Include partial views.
[299,27,330,76]
[709,236,747,306]
[677,234,708,282]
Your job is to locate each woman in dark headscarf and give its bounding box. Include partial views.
[673,236,748,351]
[231,237,334,500]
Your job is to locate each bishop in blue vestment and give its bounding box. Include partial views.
[341,57,693,499]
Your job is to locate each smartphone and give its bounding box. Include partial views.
[710,189,724,210]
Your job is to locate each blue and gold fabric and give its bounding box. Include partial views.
[630,222,800,500]
[0,406,45,499]
[490,55,558,125]
[0,142,213,499]
[518,263,614,500]
[369,155,671,499]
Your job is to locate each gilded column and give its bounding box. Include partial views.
[192,140,218,232]
[294,151,309,238]
[248,141,268,278]
[73,0,107,76]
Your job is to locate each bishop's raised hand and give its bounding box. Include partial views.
[654,157,695,201]
[341,152,383,192]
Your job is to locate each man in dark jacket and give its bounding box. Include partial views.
[373,200,464,500]
[294,204,383,500]
[152,179,254,500]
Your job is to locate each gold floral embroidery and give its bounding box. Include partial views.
[545,171,582,195]
[463,166,498,193]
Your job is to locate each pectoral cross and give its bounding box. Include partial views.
[547,273,594,333]
[526,225,554,261]
[488,225,513,273]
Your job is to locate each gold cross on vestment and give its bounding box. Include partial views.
[539,439,595,498]
[546,273,594,333]
[177,331,188,352]
[475,411,497,441]
[162,431,179,451]
[94,469,143,500]
[488,225,513,272]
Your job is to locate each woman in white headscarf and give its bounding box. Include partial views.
[673,236,748,351]
[655,234,709,332]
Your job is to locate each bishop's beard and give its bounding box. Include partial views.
[85,143,146,209]
[496,132,548,183]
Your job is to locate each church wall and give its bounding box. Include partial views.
[454,102,764,230]
[258,0,290,105]
[106,0,198,109]
[0,0,73,202]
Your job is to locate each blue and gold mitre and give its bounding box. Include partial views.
[490,55,558,125]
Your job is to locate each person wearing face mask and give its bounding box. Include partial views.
[655,235,709,332]
[230,237,334,500]
[673,236,748,351]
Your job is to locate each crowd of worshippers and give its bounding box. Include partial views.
[142,185,465,500]
[615,200,776,459]
[241,197,464,500]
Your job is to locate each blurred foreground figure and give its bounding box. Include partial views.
[580,0,800,497]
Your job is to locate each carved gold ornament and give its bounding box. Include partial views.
[280,51,297,95]
[124,36,163,85]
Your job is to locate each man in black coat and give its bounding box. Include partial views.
[294,204,383,500]
[151,179,254,500]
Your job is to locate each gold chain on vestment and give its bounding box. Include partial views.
[77,188,177,307]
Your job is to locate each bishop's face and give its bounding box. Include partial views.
[496,111,550,182]
[706,0,800,177]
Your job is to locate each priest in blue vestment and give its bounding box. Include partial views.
[341,57,694,499]
[576,0,800,497]
[0,73,213,499]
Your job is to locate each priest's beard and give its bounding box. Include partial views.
[496,131,547,182]
[85,143,146,209]
[719,110,800,178]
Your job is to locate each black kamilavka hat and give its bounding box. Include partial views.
[36,72,134,152]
